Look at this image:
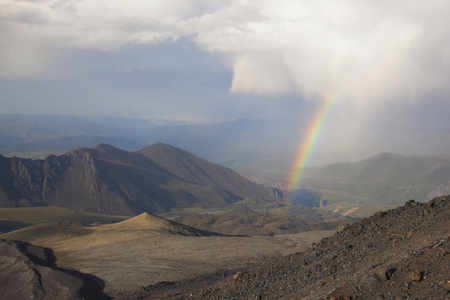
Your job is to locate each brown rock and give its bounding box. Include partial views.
[445,280,450,290]
[393,237,402,245]
[385,268,396,280]
[408,271,423,282]
[227,271,242,283]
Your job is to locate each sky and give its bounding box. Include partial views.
[0,0,449,165]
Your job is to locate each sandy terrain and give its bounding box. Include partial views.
[1,213,333,294]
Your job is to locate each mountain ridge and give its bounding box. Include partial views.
[295,152,450,205]
[0,143,282,215]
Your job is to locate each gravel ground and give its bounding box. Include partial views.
[126,196,450,300]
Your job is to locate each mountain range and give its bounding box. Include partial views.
[247,152,450,206]
[301,152,450,205]
[0,114,296,170]
[0,143,282,215]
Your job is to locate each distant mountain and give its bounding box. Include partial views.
[0,114,300,171]
[1,114,450,173]
[301,152,450,205]
[0,143,282,215]
[0,114,152,157]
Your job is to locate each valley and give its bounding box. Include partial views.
[245,152,450,209]
[2,2,449,298]
[0,142,448,299]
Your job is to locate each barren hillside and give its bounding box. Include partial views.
[125,196,450,299]
[1,212,330,295]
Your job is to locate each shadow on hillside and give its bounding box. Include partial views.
[8,239,111,300]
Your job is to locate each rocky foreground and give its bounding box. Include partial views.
[0,239,109,300]
[121,196,450,300]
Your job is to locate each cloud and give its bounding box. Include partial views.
[230,53,295,96]
[195,0,450,105]
[1,0,449,106]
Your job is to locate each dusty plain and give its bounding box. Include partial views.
[0,212,333,295]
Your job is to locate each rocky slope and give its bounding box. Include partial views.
[0,143,282,215]
[174,208,350,236]
[126,196,450,299]
[0,239,108,300]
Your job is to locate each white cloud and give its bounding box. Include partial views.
[1,0,449,108]
[193,0,450,105]
[230,53,295,96]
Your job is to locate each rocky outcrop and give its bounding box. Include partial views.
[0,239,108,300]
[0,151,111,211]
[0,154,71,207]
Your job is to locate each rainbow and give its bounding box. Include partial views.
[288,92,338,189]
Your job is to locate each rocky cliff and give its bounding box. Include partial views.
[0,143,282,215]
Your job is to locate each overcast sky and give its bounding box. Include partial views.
[0,0,449,162]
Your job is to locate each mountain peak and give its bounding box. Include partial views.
[103,212,171,230]
[140,142,180,153]
[94,143,119,151]
[93,143,128,155]
[102,212,224,236]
